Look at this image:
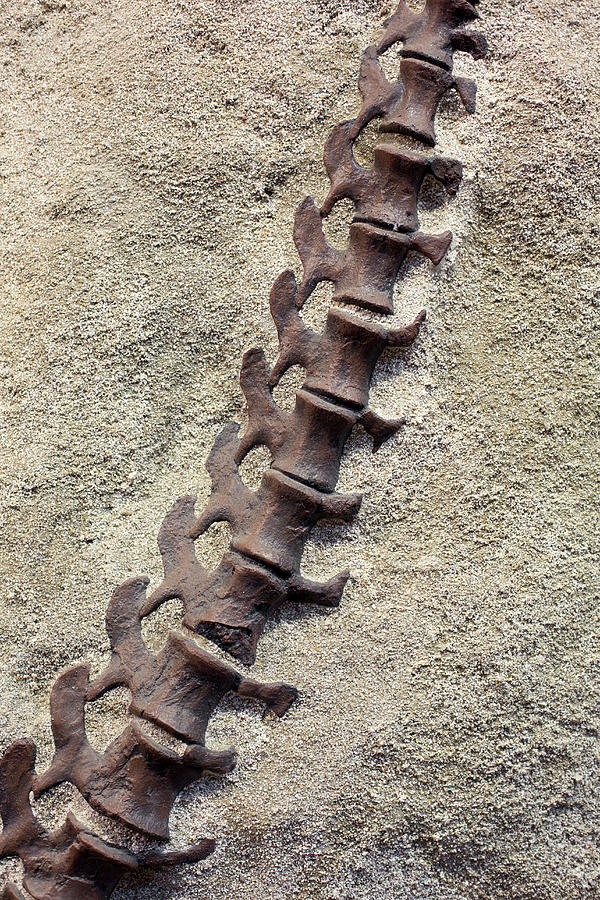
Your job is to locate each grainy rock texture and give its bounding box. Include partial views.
[1,0,599,897]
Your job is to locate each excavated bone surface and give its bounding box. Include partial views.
[1,0,599,898]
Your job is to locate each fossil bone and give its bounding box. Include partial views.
[88,576,298,740]
[2,1,487,895]
[0,740,213,898]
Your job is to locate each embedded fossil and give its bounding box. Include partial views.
[0,1,487,895]
[0,740,214,899]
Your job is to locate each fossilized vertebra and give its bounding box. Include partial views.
[0,740,214,899]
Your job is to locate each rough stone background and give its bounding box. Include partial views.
[1,0,599,897]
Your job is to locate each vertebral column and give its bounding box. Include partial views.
[0,3,487,897]
[151,0,487,668]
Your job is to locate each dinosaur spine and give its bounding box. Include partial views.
[0,2,487,896]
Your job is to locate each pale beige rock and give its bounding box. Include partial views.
[0,0,599,898]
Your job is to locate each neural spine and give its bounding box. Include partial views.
[0,2,487,897]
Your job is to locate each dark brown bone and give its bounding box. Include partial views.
[166,0,480,732]
[237,348,288,460]
[3,0,487,892]
[0,740,214,899]
[381,57,478,145]
[188,548,355,667]
[322,123,462,227]
[334,221,413,314]
[184,552,288,664]
[159,538,351,665]
[269,271,426,409]
[197,421,258,533]
[268,269,321,386]
[233,469,362,575]
[354,46,477,146]
[271,390,357,492]
[142,494,211,616]
[378,0,487,71]
[34,665,236,839]
[294,195,451,313]
[351,45,404,139]
[299,124,458,310]
[305,306,420,408]
[141,422,257,618]
[177,273,425,662]
[140,418,355,664]
[88,577,297,742]
[334,220,451,313]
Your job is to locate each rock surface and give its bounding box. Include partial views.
[0,0,599,897]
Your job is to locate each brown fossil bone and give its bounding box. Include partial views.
[178,550,290,664]
[195,421,259,535]
[140,422,258,618]
[2,0,489,894]
[236,348,289,461]
[34,665,237,839]
[138,449,353,665]
[294,195,450,314]
[362,0,487,145]
[232,468,362,574]
[155,535,351,666]
[178,467,361,663]
[136,383,363,664]
[238,329,361,491]
[378,0,487,71]
[321,123,462,225]
[354,46,477,146]
[271,388,357,492]
[87,576,298,741]
[267,269,322,386]
[269,269,426,409]
[157,294,424,662]
[350,45,404,139]
[378,56,477,145]
[287,127,460,312]
[0,740,214,899]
